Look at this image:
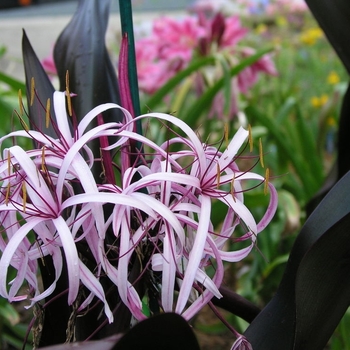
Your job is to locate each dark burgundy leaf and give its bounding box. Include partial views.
[113,313,201,350]
[244,171,350,349]
[53,0,122,123]
[22,30,58,139]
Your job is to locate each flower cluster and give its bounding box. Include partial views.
[0,91,277,324]
[264,0,308,15]
[136,11,277,96]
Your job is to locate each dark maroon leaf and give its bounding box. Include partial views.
[53,0,122,123]
[212,286,260,323]
[22,30,58,139]
[38,314,200,350]
[294,212,350,349]
[113,313,200,350]
[53,0,122,181]
[244,171,350,349]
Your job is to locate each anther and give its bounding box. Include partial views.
[30,77,35,106]
[18,89,24,116]
[259,138,264,168]
[216,163,220,189]
[230,174,236,202]
[5,182,11,206]
[248,124,253,152]
[18,114,29,131]
[41,147,46,173]
[45,98,51,129]
[22,182,27,212]
[224,123,229,149]
[65,71,73,117]
[264,168,270,195]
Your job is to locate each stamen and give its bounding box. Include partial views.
[41,147,46,173]
[66,71,73,117]
[216,163,220,189]
[5,182,11,206]
[259,138,264,168]
[30,77,35,106]
[230,174,236,202]
[22,182,27,212]
[100,148,106,179]
[35,240,46,267]
[45,98,51,129]
[248,124,253,152]
[18,114,29,132]
[224,123,229,149]
[264,168,270,195]
[18,89,24,116]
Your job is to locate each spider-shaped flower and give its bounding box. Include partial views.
[0,91,277,325]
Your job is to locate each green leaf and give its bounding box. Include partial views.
[339,309,350,348]
[2,332,32,350]
[0,71,25,92]
[245,105,317,199]
[294,105,324,184]
[244,171,350,349]
[184,47,273,126]
[0,45,7,58]
[0,301,19,326]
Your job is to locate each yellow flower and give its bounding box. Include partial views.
[310,97,320,108]
[326,116,336,127]
[327,71,340,85]
[255,23,268,35]
[300,28,323,45]
[276,16,287,28]
[311,94,328,108]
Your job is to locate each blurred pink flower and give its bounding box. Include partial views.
[41,49,57,76]
[136,16,207,94]
[135,11,277,121]
[237,47,278,94]
[221,16,248,48]
[153,16,206,63]
[135,38,172,94]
